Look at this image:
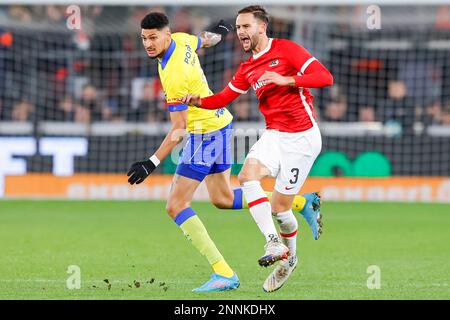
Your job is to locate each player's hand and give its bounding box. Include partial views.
[181,94,201,107]
[127,159,156,185]
[258,71,295,87]
[209,19,233,38]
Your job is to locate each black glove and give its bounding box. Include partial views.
[209,19,233,38]
[127,159,156,185]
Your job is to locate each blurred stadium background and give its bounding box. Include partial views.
[0,0,449,300]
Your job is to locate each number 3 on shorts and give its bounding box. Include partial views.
[289,168,300,184]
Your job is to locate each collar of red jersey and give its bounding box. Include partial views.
[253,38,273,60]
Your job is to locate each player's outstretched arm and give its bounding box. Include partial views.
[198,20,233,48]
[181,85,240,110]
[127,110,187,185]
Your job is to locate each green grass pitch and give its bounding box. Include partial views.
[0,200,448,299]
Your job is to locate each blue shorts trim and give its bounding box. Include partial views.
[176,163,232,182]
[176,163,208,182]
[209,163,232,175]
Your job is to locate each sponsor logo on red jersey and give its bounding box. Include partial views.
[269,59,279,67]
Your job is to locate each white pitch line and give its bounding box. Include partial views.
[0,279,197,284]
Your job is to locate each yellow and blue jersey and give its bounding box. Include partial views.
[158,32,233,134]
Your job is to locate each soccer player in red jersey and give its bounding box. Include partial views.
[182,5,333,292]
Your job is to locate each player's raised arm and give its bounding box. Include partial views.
[198,20,233,48]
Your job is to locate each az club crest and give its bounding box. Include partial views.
[269,59,279,67]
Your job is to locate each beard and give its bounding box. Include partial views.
[243,34,259,53]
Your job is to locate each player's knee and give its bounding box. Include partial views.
[271,203,291,214]
[165,200,189,218]
[165,203,177,218]
[237,171,252,185]
[271,196,293,213]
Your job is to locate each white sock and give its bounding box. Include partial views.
[242,181,279,242]
[274,209,298,258]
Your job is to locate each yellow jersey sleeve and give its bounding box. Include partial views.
[164,68,189,112]
[172,32,201,51]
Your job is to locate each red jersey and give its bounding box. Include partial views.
[228,38,319,132]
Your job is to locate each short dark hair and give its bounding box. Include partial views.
[238,5,269,25]
[141,12,169,30]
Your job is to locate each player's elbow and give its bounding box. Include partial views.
[172,120,186,131]
[324,72,334,87]
[169,122,186,144]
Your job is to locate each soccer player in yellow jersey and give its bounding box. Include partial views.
[126,12,319,292]
[127,12,239,292]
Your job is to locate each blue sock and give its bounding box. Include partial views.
[231,188,244,210]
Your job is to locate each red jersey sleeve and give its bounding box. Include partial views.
[200,86,240,110]
[282,39,333,88]
[293,61,334,88]
[228,63,250,94]
[282,39,317,74]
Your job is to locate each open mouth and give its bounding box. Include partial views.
[240,37,250,46]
